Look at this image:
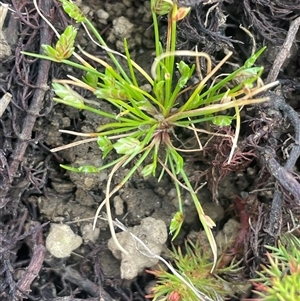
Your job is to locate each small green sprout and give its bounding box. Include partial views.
[250,235,300,301]
[59,0,85,22]
[147,239,242,301]
[41,25,77,61]
[152,0,174,15]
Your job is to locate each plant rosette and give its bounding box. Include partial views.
[147,239,243,301]
[24,0,279,271]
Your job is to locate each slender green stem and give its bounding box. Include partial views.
[179,168,217,272]
[84,18,132,83]
[165,5,178,113]
[151,0,162,82]
[168,157,183,214]
[124,39,139,87]
[21,52,104,78]
[167,95,270,122]
[64,102,116,119]
[164,5,177,111]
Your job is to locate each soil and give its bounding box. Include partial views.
[1,0,300,300]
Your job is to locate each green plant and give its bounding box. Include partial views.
[249,234,300,301]
[147,239,242,301]
[23,0,278,269]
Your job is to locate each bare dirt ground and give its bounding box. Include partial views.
[1,0,300,300]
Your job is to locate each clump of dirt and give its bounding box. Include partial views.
[108,217,168,280]
[46,223,83,258]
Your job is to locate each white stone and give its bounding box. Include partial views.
[46,224,82,258]
[108,217,167,279]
